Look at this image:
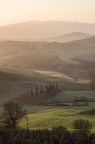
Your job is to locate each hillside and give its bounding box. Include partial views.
[44,32,92,43]
[0,36,95,69]
[21,107,95,131]
[0,69,33,104]
[0,68,91,105]
[0,69,73,105]
[0,21,95,40]
[0,36,94,82]
[59,36,95,62]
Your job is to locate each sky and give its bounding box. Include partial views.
[0,0,95,26]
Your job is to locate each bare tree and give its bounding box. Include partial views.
[1,100,27,129]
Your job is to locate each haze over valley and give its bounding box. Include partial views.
[0,21,95,41]
[0,1,95,140]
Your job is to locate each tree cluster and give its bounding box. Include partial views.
[20,83,61,104]
[73,96,89,106]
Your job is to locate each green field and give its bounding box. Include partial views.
[16,89,95,131]
[0,69,95,132]
[24,105,55,114]
[21,106,95,131]
[52,91,95,102]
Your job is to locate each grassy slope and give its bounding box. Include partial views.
[21,90,95,131]
[45,32,92,43]
[53,91,95,102]
[0,69,94,131]
[0,68,74,105]
[21,106,95,131]
[0,68,92,104]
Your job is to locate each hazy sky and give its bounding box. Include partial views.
[0,0,95,26]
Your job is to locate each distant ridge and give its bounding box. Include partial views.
[0,38,10,42]
[44,32,93,43]
[0,21,95,40]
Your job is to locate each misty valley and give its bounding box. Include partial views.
[0,21,95,144]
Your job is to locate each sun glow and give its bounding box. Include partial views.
[0,0,95,26]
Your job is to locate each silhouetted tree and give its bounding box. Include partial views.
[40,85,43,96]
[90,80,95,90]
[73,119,92,133]
[35,85,38,96]
[0,100,26,129]
[31,90,34,96]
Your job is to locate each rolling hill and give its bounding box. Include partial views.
[44,32,92,43]
[0,36,95,70]
[0,68,91,105]
[0,21,95,40]
[0,68,73,105]
[21,107,95,131]
[0,36,94,84]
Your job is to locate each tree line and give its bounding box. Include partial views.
[19,83,61,104]
[1,126,95,144]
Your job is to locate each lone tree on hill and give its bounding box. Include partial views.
[72,119,92,133]
[0,100,26,129]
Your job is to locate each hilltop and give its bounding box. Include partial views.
[0,21,95,40]
[44,32,92,43]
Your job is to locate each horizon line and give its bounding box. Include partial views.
[0,20,95,27]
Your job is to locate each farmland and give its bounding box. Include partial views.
[21,90,95,131]
[21,105,95,131]
[52,91,95,102]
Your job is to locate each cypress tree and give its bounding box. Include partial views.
[31,90,33,96]
[40,85,43,96]
[35,85,38,96]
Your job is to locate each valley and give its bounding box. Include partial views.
[0,25,95,132]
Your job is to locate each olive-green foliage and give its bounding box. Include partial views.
[72,119,92,133]
[0,101,26,129]
[0,125,95,144]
